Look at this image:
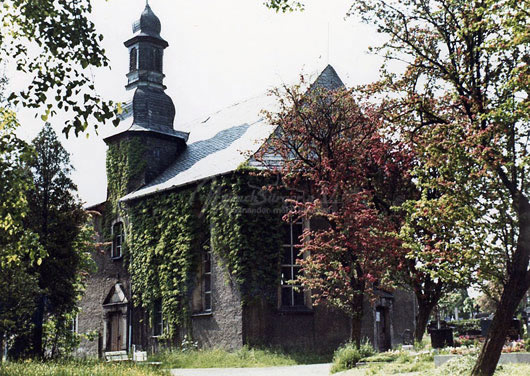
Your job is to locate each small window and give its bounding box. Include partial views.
[203,251,212,312]
[153,299,164,336]
[153,49,163,73]
[129,48,138,72]
[192,248,213,314]
[71,313,79,334]
[112,222,124,259]
[280,220,306,308]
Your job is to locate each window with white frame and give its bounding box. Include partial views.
[280,220,306,308]
[112,222,124,259]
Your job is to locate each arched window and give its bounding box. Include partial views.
[112,222,124,259]
[129,48,138,72]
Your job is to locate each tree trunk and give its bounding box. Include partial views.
[414,299,435,343]
[31,295,45,358]
[471,276,528,375]
[0,333,4,363]
[350,292,364,347]
[472,196,530,376]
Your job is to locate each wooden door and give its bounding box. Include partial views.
[376,307,391,352]
[109,313,121,351]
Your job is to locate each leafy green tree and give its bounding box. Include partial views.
[0,0,120,135]
[343,1,530,374]
[0,108,43,362]
[21,123,93,358]
[264,0,304,12]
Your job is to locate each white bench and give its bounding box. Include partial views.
[105,350,129,362]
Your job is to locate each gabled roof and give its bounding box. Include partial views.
[310,64,345,91]
[119,65,345,203]
[120,94,278,202]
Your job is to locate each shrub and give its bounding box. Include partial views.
[448,319,481,336]
[330,340,374,374]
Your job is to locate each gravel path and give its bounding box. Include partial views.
[170,363,332,376]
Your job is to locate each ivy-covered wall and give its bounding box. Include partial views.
[205,173,285,304]
[105,136,285,341]
[127,191,203,338]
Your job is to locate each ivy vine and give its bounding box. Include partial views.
[127,191,204,337]
[104,138,286,339]
[204,172,285,304]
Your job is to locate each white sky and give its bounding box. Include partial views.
[13,0,386,206]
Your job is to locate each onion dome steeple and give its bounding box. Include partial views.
[133,2,162,38]
[103,2,188,192]
[124,2,169,91]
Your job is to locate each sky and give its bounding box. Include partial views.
[13,0,386,206]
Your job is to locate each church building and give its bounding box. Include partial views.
[77,3,416,357]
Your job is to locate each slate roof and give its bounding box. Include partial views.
[120,94,278,202]
[101,91,189,143]
[118,64,346,202]
[310,64,345,91]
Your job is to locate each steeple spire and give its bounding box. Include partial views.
[119,3,179,137]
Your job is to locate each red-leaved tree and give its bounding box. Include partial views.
[258,82,415,345]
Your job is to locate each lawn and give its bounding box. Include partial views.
[0,359,168,376]
[0,347,331,375]
[151,346,331,369]
[339,353,530,376]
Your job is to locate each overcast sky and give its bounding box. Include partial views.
[14,0,386,206]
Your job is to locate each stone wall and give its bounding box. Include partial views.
[191,252,244,349]
[76,214,130,358]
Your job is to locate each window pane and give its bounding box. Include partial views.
[281,286,292,307]
[293,289,305,306]
[204,274,211,292]
[292,223,303,245]
[204,292,211,311]
[281,267,292,284]
[282,246,292,265]
[204,252,211,273]
[282,223,291,245]
[292,266,301,280]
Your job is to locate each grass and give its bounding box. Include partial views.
[151,346,332,369]
[0,359,167,376]
[339,353,530,376]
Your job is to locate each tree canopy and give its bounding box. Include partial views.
[1,0,120,136]
[259,82,414,345]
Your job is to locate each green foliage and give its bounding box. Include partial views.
[205,173,284,303]
[449,319,481,337]
[0,359,167,376]
[14,123,94,358]
[330,341,375,373]
[0,0,120,136]
[127,190,202,337]
[104,137,147,251]
[264,0,304,12]
[0,108,43,268]
[0,109,43,350]
[151,346,328,369]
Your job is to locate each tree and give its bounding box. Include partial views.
[343,0,530,374]
[20,123,92,358]
[264,0,304,12]
[0,108,43,361]
[259,83,414,345]
[0,0,120,135]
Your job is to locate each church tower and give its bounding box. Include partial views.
[104,2,188,195]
